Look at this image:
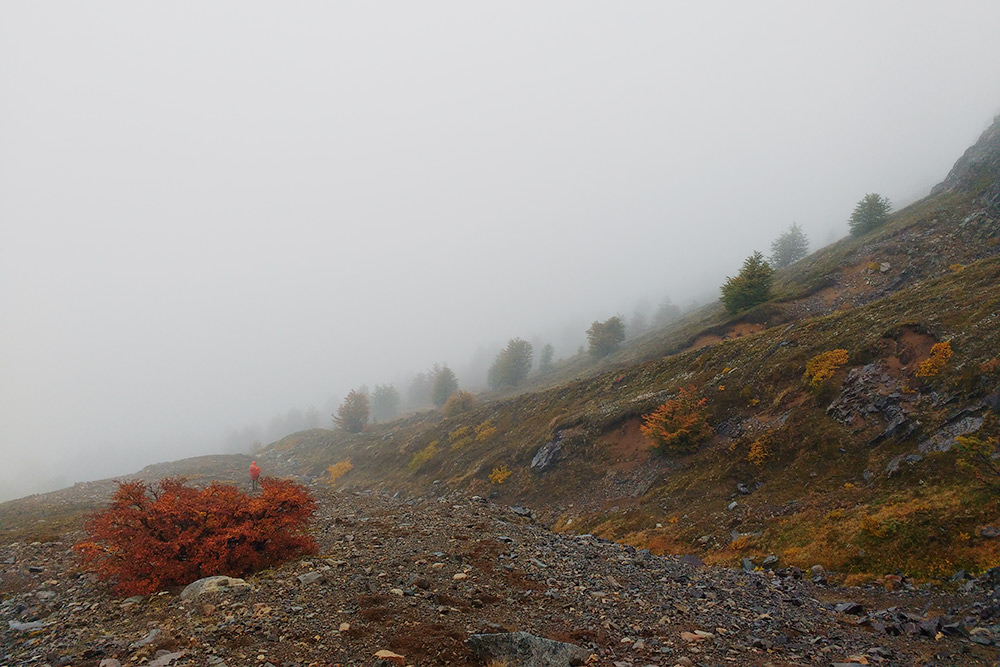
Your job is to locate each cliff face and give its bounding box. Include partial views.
[932,113,1000,204]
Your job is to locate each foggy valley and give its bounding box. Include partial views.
[3,2,1000,502]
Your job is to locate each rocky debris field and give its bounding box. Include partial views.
[3,486,1000,667]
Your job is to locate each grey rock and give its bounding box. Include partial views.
[131,628,162,648]
[980,526,1000,539]
[741,558,755,572]
[678,554,704,567]
[762,555,779,568]
[297,571,324,585]
[99,660,122,667]
[834,601,865,615]
[727,501,738,511]
[531,437,564,472]
[8,620,44,631]
[905,454,924,465]
[179,575,250,600]
[148,651,185,667]
[467,631,591,667]
[918,415,984,454]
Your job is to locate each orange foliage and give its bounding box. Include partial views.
[640,386,712,455]
[916,341,953,377]
[74,477,317,596]
[803,349,849,388]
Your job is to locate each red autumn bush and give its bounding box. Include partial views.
[74,477,317,596]
[640,385,713,455]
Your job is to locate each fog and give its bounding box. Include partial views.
[2,2,999,501]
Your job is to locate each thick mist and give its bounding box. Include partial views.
[2,2,1000,501]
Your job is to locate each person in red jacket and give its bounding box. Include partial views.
[249,460,261,490]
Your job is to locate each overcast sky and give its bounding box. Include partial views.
[2,2,999,501]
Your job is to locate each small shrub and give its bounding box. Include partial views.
[327,459,353,487]
[409,441,440,471]
[860,514,887,538]
[915,341,953,377]
[640,386,712,455]
[804,349,849,389]
[443,390,476,417]
[489,465,512,484]
[747,438,770,466]
[448,426,474,450]
[730,535,752,550]
[475,420,498,441]
[74,477,317,596]
[954,434,1000,493]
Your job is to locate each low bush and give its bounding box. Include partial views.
[327,459,353,487]
[916,341,953,377]
[803,349,849,389]
[443,390,476,417]
[74,477,316,596]
[489,465,513,484]
[640,386,712,455]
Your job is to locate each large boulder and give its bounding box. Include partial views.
[467,631,591,667]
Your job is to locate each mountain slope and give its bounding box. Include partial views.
[261,114,1000,580]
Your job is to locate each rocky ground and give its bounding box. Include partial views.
[3,483,1000,667]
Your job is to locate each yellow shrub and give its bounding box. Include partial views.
[448,426,474,450]
[475,420,498,442]
[747,438,770,466]
[326,460,353,487]
[409,441,440,471]
[804,349,849,388]
[489,465,512,484]
[730,535,752,550]
[950,263,965,272]
[916,341,953,377]
[860,514,887,538]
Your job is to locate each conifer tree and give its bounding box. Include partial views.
[769,222,809,268]
[848,193,892,236]
[720,251,773,314]
[334,389,369,433]
[431,366,459,407]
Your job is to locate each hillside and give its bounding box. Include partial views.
[3,116,1000,665]
[258,115,1000,582]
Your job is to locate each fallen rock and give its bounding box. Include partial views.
[297,571,325,585]
[467,631,591,667]
[180,576,250,599]
[373,649,406,665]
[981,526,1000,539]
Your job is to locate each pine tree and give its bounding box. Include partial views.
[720,251,773,314]
[488,338,533,390]
[769,222,809,268]
[334,389,369,433]
[848,193,892,236]
[370,384,401,423]
[431,366,459,407]
[538,343,555,372]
